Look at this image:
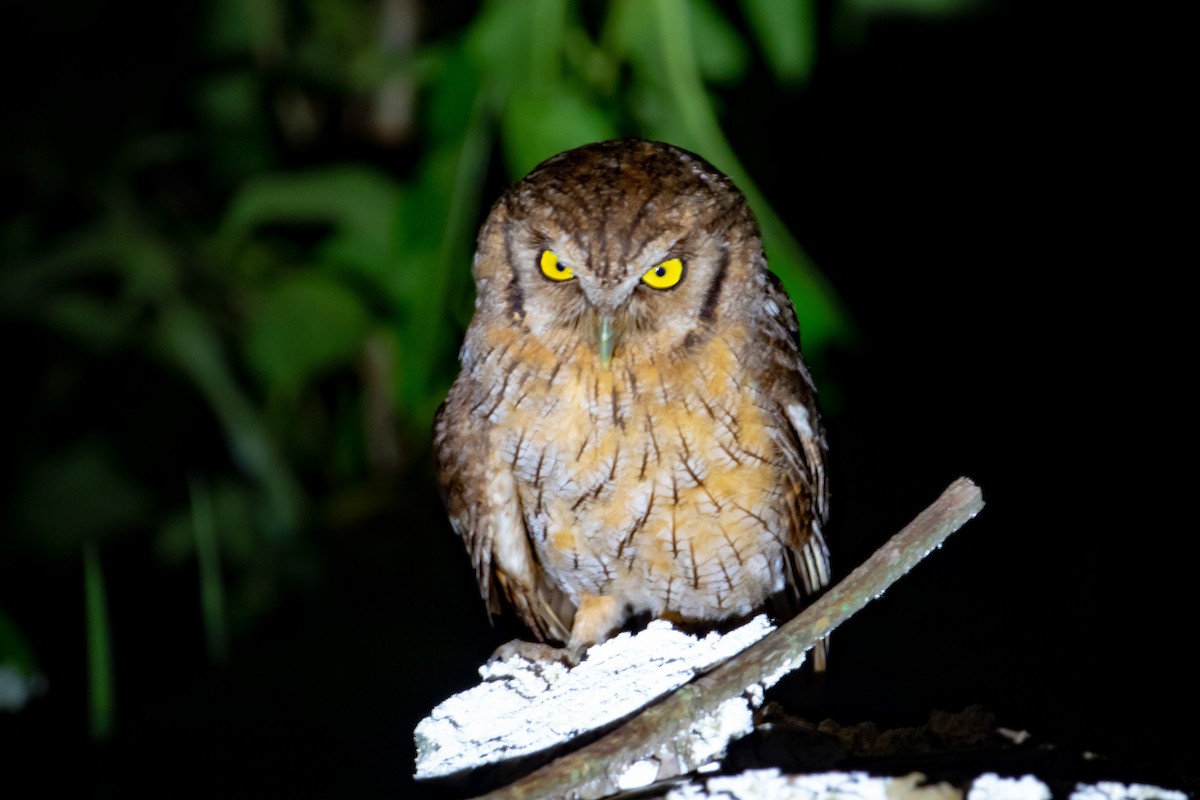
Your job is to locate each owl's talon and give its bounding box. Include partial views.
[563,642,588,667]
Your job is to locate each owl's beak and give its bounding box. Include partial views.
[597,313,617,369]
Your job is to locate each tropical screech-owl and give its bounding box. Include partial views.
[434,139,829,656]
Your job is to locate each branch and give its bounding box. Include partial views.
[474,477,986,800]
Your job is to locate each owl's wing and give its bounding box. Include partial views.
[780,401,831,599]
[433,387,572,643]
[761,270,832,618]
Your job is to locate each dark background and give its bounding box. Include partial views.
[1,1,1186,797]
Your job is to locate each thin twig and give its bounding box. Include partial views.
[475,477,985,800]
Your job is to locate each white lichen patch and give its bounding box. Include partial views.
[669,772,1191,800]
[681,695,756,768]
[1069,782,1190,800]
[618,759,662,791]
[968,774,1050,800]
[668,769,914,800]
[413,615,776,779]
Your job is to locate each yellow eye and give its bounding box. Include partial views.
[540,250,573,282]
[641,257,684,290]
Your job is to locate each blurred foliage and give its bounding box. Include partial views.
[0,0,979,734]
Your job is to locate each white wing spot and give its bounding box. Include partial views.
[786,403,814,439]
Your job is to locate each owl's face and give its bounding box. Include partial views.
[472,139,763,366]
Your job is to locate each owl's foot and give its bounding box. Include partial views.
[486,593,626,668]
[566,593,623,652]
[488,639,584,668]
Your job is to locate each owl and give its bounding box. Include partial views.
[434,139,829,659]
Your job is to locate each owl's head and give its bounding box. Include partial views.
[472,139,766,366]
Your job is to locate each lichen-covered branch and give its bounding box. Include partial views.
[475,477,986,800]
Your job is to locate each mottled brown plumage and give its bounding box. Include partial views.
[434,139,829,654]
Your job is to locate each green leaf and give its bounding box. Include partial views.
[317,228,407,310]
[202,0,285,57]
[844,0,981,16]
[194,72,275,181]
[220,165,402,251]
[0,605,39,678]
[83,541,115,741]
[467,0,563,95]
[690,0,751,84]
[0,225,117,313]
[156,477,259,567]
[189,475,229,664]
[604,0,653,58]
[36,292,138,351]
[427,43,487,138]
[110,219,179,301]
[740,0,818,85]
[195,71,262,129]
[156,304,305,538]
[245,272,372,393]
[501,87,619,179]
[10,440,152,556]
